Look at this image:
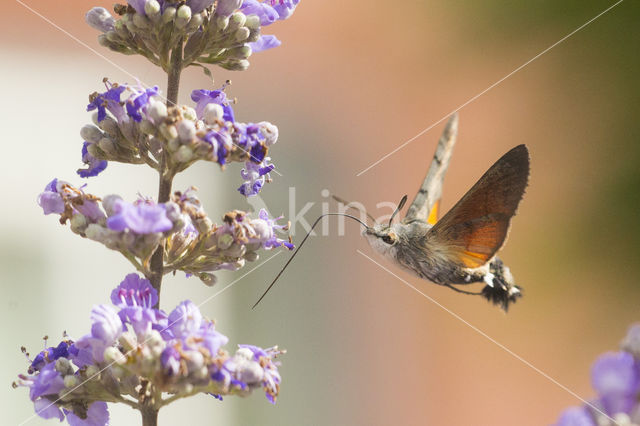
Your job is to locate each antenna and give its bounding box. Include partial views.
[388,195,408,227]
[330,194,378,224]
[252,213,370,309]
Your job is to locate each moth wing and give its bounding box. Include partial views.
[403,113,458,224]
[426,144,530,268]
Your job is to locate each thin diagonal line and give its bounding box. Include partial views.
[15,0,284,177]
[356,0,624,177]
[18,251,282,426]
[356,249,618,425]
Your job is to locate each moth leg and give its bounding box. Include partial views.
[443,283,483,296]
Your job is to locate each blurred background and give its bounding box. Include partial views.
[2,1,640,425]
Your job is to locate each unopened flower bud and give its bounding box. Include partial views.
[234,27,250,42]
[144,330,165,357]
[175,145,193,162]
[218,233,234,250]
[98,137,116,154]
[104,346,126,365]
[195,217,212,233]
[237,360,264,383]
[164,202,182,222]
[183,106,198,121]
[162,7,177,24]
[119,331,138,352]
[70,214,88,234]
[160,123,179,141]
[139,119,156,135]
[85,224,107,243]
[85,365,99,379]
[223,59,250,71]
[228,45,252,59]
[148,100,168,123]
[144,0,161,18]
[55,358,74,376]
[199,273,217,286]
[102,195,123,216]
[229,11,246,29]
[186,13,203,32]
[80,125,103,143]
[86,143,102,158]
[98,116,119,136]
[177,120,196,142]
[105,30,122,43]
[175,5,192,29]
[260,122,279,146]
[203,103,224,124]
[236,347,253,361]
[167,138,180,152]
[86,7,115,32]
[133,13,151,29]
[244,14,260,30]
[215,15,229,31]
[227,243,247,258]
[63,375,78,388]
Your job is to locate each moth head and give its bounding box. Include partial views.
[364,224,400,257]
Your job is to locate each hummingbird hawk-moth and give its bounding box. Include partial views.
[253,113,529,311]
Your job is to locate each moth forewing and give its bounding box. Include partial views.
[404,113,459,224]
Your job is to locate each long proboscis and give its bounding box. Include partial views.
[251,213,370,309]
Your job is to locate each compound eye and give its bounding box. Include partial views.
[381,234,395,245]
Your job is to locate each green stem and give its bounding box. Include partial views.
[148,40,183,308]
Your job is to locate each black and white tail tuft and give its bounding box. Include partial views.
[481,257,522,312]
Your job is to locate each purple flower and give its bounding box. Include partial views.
[556,406,596,426]
[30,363,65,421]
[65,401,109,426]
[238,160,274,196]
[161,346,181,376]
[241,0,279,25]
[249,209,294,249]
[203,131,231,165]
[126,86,159,122]
[591,351,640,415]
[111,273,158,308]
[272,0,300,20]
[249,34,281,52]
[37,179,65,215]
[111,274,160,335]
[191,89,235,123]
[85,7,115,32]
[29,341,71,373]
[78,142,108,178]
[37,180,105,222]
[167,301,204,339]
[127,0,153,15]
[215,0,242,16]
[107,199,173,234]
[91,304,123,345]
[187,0,215,13]
[87,84,127,123]
[166,301,228,356]
[236,345,282,403]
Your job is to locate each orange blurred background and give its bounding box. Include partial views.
[3,1,640,425]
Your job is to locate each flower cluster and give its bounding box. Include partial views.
[86,0,300,72]
[166,187,293,282]
[15,274,284,425]
[80,81,279,197]
[38,181,292,284]
[555,324,640,425]
[19,0,302,422]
